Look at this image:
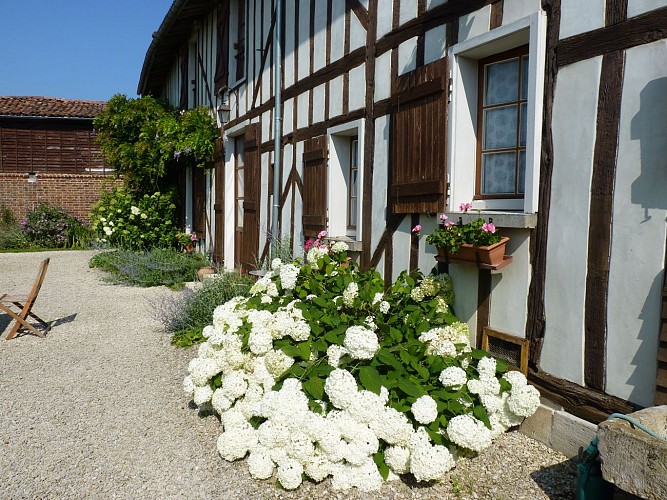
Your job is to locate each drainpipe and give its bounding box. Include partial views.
[271,0,283,257]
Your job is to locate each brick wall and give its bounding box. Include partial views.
[0,173,123,222]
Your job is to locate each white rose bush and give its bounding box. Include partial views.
[183,243,540,491]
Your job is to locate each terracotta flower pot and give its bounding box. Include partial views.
[197,266,216,281]
[440,237,510,267]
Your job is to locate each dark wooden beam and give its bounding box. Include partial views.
[347,0,369,31]
[529,370,641,424]
[605,0,628,26]
[584,49,625,391]
[525,0,560,366]
[490,0,504,30]
[477,270,492,347]
[558,5,667,67]
[409,214,420,271]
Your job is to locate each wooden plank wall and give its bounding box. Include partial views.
[0,121,106,174]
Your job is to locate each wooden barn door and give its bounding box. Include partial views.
[391,58,448,214]
[213,137,224,265]
[240,124,260,270]
[302,135,328,239]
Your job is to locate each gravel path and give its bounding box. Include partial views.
[0,250,577,499]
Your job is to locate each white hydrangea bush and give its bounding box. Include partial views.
[183,243,540,491]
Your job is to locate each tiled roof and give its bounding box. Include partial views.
[0,96,106,119]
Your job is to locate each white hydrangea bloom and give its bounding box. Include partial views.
[306,246,329,265]
[188,358,219,386]
[507,384,540,417]
[435,296,449,314]
[372,292,383,304]
[249,273,273,295]
[439,366,467,388]
[384,445,410,474]
[411,286,425,302]
[347,390,385,425]
[324,369,358,409]
[271,257,282,270]
[220,407,249,430]
[279,263,300,290]
[130,205,140,215]
[331,241,349,253]
[261,294,272,304]
[480,394,504,414]
[286,431,315,462]
[248,328,273,355]
[343,325,379,360]
[409,442,456,482]
[411,395,438,425]
[496,393,525,428]
[342,282,359,307]
[264,349,294,377]
[420,276,441,297]
[211,388,233,414]
[193,385,214,405]
[216,426,258,461]
[467,375,500,396]
[247,445,275,479]
[477,356,497,377]
[446,414,492,452]
[221,370,248,401]
[304,451,333,482]
[503,370,528,389]
[369,407,414,446]
[379,300,390,314]
[276,458,304,490]
[266,282,279,297]
[330,459,384,492]
[326,344,347,368]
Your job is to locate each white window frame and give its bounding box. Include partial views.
[448,12,547,213]
[327,120,365,240]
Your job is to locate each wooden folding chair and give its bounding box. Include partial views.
[0,257,51,340]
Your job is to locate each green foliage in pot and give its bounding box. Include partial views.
[424,203,502,255]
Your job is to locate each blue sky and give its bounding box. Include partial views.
[1,0,174,102]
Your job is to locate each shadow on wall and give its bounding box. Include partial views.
[630,77,667,214]
[626,77,667,405]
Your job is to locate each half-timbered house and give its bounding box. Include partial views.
[138,0,667,440]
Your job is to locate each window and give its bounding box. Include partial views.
[327,121,364,240]
[233,0,246,83]
[449,12,546,213]
[348,137,359,230]
[477,46,529,198]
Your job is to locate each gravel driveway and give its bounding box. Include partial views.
[0,250,576,499]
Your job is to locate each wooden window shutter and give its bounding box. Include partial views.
[302,135,328,238]
[390,58,448,214]
[241,123,261,270]
[179,47,189,110]
[214,2,230,94]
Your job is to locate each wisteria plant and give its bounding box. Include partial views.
[183,243,540,491]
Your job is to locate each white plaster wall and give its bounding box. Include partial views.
[488,229,531,337]
[260,152,270,254]
[606,40,667,406]
[372,115,390,252]
[400,0,418,25]
[284,0,296,88]
[262,111,271,143]
[502,0,541,25]
[329,75,343,117]
[540,56,602,384]
[313,0,327,73]
[223,139,236,269]
[628,0,667,17]
[348,64,366,111]
[424,25,447,65]
[392,218,412,282]
[350,11,366,51]
[374,51,392,102]
[331,0,345,63]
[293,141,305,246]
[559,0,604,39]
[398,37,418,76]
[376,254,385,278]
[283,98,294,135]
[416,217,439,275]
[281,143,294,237]
[458,5,491,43]
[449,265,479,346]
[238,83,247,118]
[313,84,325,124]
[297,92,309,130]
[376,1,393,39]
[298,0,310,81]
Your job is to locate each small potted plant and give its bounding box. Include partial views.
[423,202,509,266]
[175,231,198,252]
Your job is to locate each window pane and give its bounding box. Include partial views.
[348,198,357,228]
[521,55,529,100]
[482,152,516,194]
[237,167,244,197]
[483,105,518,150]
[485,58,519,106]
[519,103,527,147]
[518,150,526,194]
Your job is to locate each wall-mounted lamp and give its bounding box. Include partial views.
[216,102,231,125]
[27,171,37,183]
